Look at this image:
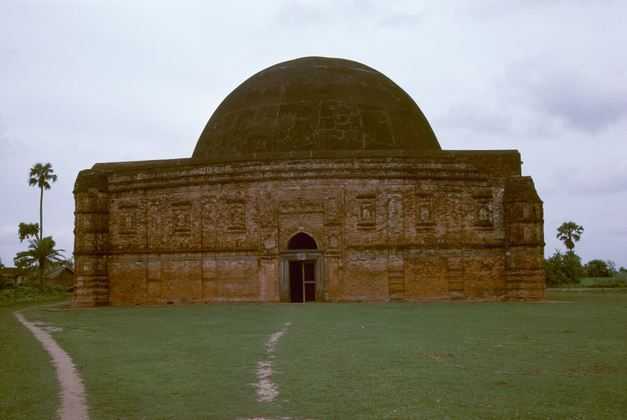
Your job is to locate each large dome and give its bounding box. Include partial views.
[192,57,441,161]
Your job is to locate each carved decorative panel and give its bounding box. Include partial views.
[279,197,324,214]
[387,194,403,239]
[357,194,376,228]
[324,195,341,225]
[201,196,217,248]
[256,193,276,227]
[477,205,493,225]
[473,194,494,228]
[119,205,138,236]
[261,230,278,253]
[147,199,162,248]
[416,193,435,228]
[327,230,341,250]
[171,202,192,236]
[227,201,246,232]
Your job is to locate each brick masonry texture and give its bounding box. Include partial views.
[73,154,545,306]
[72,57,544,306]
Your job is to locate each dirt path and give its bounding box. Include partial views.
[14,311,89,420]
[255,322,291,403]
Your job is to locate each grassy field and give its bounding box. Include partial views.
[0,288,70,419]
[0,304,61,419]
[0,285,69,306]
[578,276,627,287]
[6,291,627,419]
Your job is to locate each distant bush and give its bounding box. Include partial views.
[0,272,18,290]
[587,278,627,288]
[0,285,69,307]
[545,250,584,286]
[584,259,611,277]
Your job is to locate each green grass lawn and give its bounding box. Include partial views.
[578,276,627,287]
[0,285,69,306]
[9,291,627,419]
[0,304,61,419]
[0,287,70,419]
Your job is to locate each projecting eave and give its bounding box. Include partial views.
[440,149,522,178]
[91,157,194,171]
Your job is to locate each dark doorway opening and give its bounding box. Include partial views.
[287,232,318,303]
[289,260,316,303]
[288,232,318,250]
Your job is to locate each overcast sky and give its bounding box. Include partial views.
[1,0,626,267]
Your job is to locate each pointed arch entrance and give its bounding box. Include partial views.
[281,232,322,303]
[288,232,318,250]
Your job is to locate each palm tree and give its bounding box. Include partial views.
[18,222,40,242]
[28,163,58,240]
[556,221,584,253]
[14,236,65,290]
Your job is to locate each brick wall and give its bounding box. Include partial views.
[74,153,544,305]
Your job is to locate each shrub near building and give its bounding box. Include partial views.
[584,259,612,278]
[544,250,584,286]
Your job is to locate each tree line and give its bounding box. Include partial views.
[2,163,66,290]
[545,221,626,286]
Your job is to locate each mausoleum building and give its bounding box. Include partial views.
[73,57,545,306]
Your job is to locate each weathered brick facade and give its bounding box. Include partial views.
[73,57,544,306]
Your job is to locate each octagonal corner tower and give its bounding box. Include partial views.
[73,56,545,307]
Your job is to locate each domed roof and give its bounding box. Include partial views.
[192,56,441,161]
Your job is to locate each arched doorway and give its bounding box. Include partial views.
[288,232,317,250]
[287,233,317,303]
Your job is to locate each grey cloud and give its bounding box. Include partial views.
[378,13,423,29]
[0,226,19,265]
[537,157,627,197]
[570,171,627,195]
[608,227,627,237]
[274,1,423,30]
[275,1,327,26]
[537,82,627,133]
[434,105,513,135]
[507,65,627,133]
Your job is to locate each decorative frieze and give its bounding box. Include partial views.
[357,193,376,229]
[279,197,324,214]
[387,193,403,241]
[415,192,435,229]
[171,202,192,236]
[119,205,138,236]
[227,200,246,232]
[73,157,544,305]
[324,195,341,225]
[473,192,494,228]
